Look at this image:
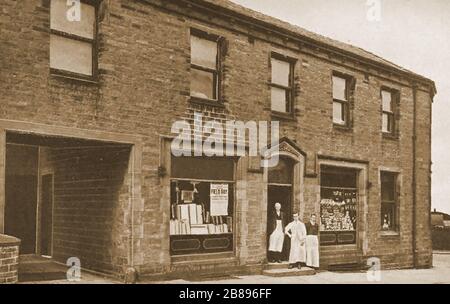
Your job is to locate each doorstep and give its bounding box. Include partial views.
[263,262,316,277]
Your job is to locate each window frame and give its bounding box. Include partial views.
[380,171,399,232]
[332,72,352,127]
[381,88,399,136]
[49,0,99,82]
[189,28,222,104]
[269,52,295,116]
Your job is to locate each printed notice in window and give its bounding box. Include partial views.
[210,184,229,216]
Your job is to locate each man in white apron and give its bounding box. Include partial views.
[268,203,286,263]
[285,213,307,269]
[305,214,320,269]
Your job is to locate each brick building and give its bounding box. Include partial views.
[0,0,435,280]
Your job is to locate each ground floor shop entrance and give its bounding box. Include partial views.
[266,157,294,262]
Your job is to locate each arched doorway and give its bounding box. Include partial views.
[267,156,295,262]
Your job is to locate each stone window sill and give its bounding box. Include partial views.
[171,252,236,264]
[189,96,225,108]
[271,111,297,122]
[50,71,99,85]
[382,132,399,141]
[333,123,353,133]
[379,231,400,238]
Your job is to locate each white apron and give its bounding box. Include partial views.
[269,220,284,252]
[285,221,307,264]
[306,235,319,268]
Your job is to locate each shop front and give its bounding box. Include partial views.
[317,158,368,268]
[319,166,358,246]
[169,156,236,256]
[161,137,307,275]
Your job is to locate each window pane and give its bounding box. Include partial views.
[333,76,347,101]
[333,101,345,124]
[381,203,396,231]
[382,90,393,112]
[190,68,215,99]
[51,0,95,39]
[191,35,217,69]
[321,166,358,188]
[271,87,287,112]
[382,113,389,133]
[50,34,93,75]
[271,58,290,87]
[381,172,396,202]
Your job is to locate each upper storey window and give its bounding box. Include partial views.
[270,56,294,114]
[381,89,399,134]
[190,33,219,101]
[332,75,349,126]
[50,0,97,78]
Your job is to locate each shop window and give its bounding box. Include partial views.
[170,157,235,255]
[270,55,294,114]
[50,0,97,78]
[381,171,398,231]
[332,75,349,126]
[381,89,398,134]
[190,32,220,101]
[320,166,358,246]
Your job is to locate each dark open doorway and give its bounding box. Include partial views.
[4,145,38,255]
[267,157,295,262]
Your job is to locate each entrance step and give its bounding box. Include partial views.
[265,262,291,270]
[263,267,316,277]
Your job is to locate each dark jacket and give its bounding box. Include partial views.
[305,222,319,236]
[269,211,286,233]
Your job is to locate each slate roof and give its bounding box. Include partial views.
[193,0,435,91]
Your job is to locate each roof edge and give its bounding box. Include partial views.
[183,0,437,97]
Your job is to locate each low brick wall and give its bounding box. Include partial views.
[0,234,21,284]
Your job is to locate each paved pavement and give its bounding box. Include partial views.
[22,252,450,284]
[156,252,450,284]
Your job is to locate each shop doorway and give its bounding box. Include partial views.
[266,157,294,262]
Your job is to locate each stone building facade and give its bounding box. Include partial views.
[0,0,435,279]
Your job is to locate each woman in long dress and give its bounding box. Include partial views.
[285,213,307,269]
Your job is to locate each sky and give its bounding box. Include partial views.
[231,0,450,214]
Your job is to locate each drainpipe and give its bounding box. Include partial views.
[412,84,417,268]
[130,147,135,269]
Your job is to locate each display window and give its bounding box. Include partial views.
[320,166,358,246]
[169,157,235,256]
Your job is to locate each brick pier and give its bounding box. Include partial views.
[0,234,20,284]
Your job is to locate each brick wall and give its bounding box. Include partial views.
[40,146,131,275]
[0,0,434,275]
[0,235,20,284]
